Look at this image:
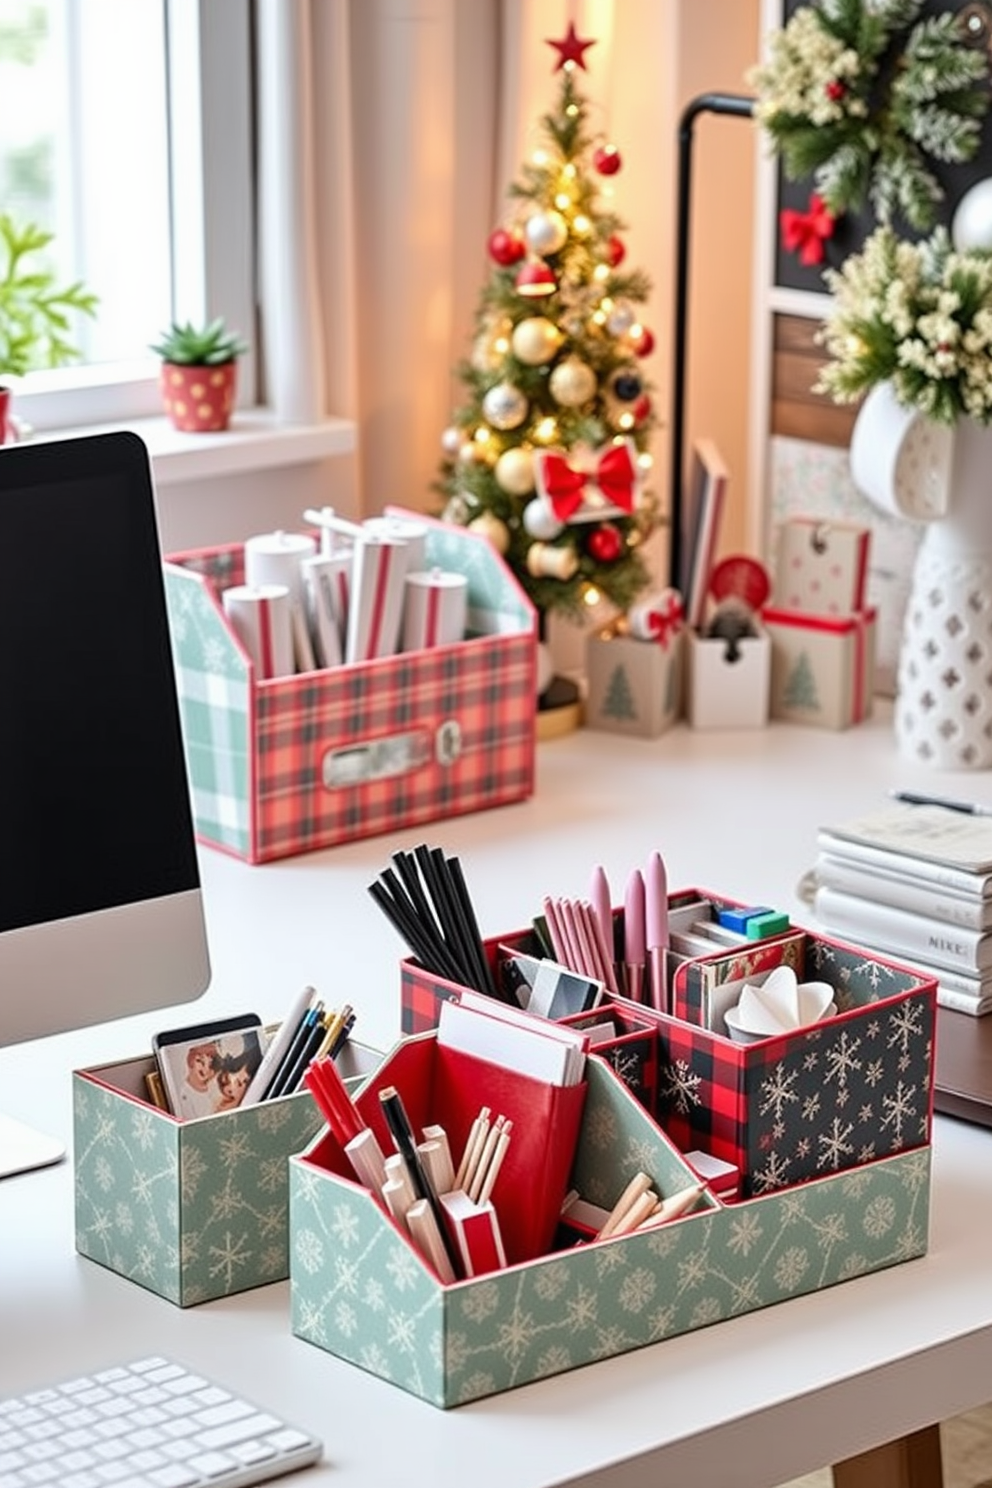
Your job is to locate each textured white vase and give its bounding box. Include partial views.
[851,383,992,769]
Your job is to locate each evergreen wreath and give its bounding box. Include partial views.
[749,0,990,231]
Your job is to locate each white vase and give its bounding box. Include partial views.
[851,383,992,769]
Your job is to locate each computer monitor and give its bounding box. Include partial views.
[0,430,211,1176]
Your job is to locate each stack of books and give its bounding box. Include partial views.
[811,798,992,1016]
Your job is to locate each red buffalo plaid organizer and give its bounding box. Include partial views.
[163,512,537,862]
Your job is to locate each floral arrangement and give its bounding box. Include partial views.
[748,0,989,231]
[816,224,992,424]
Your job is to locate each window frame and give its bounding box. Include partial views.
[12,0,256,434]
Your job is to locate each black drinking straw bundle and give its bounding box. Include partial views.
[368,845,504,1001]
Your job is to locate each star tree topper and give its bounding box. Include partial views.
[546,19,596,71]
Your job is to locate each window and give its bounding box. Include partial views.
[0,0,254,430]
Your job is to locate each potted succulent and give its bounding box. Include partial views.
[151,317,249,433]
[0,213,98,444]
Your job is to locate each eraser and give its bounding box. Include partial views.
[744,910,790,940]
[716,905,772,933]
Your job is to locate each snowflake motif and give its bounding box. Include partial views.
[132,1170,158,1207]
[360,1343,392,1376]
[129,1109,158,1151]
[584,1103,619,1150]
[774,1245,809,1292]
[330,1204,361,1248]
[752,1150,793,1193]
[689,1296,723,1327]
[219,1130,253,1166]
[534,1345,573,1378]
[858,1102,875,1124]
[796,1136,811,1161]
[838,1252,870,1280]
[385,1244,421,1292]
[114,1202,133,1236]
[296,1299,326,1343]
[644,1227,680,1259]
[386,1311,418,1354]
[880,1081,918,1145]
[677,1249,709,1291]
[95,1112,116,1144]
[333,1254,361,1295]
[208,1230,252,1287]
[817,1116,855,1171]
[257,1204,283,1239]
[533,1261,571,1302]
[758,1063,800,1122]
[208,1179,244,1224]
[592,1324,632,1360]
[815,1212,848,1248]
[496,1308,539,1362]
[333,1301,358,1338]
[802,1051,819,1072]
[609,1047,643,1091]
[866,1017,882,1039]
[180,1233,201,1267]
[294,1228,324,1275]
[802,1092,821,1122]
[94,1155,115,1193]
[203,636,230,673]
[863,1194,896,1239]
[864,1058,885,1088]
[648,1303,678,1339]
[625,1136,659,1171]
[259,1245,283,1275]
[823,1029,863,1090]
[294,1169,322,1202]
[446,1332,472,1372]
[895,1222,925,1261]
[772,1120,786,1141]
[727,1210,763,1257]
[460,1280,501,1324]
[457,1372,496,1405]
[257,1103,293,1134]
[836,1085,852,1109]
[888,999,924,1059]
[729,1274,764,1312]
[362,1276,386,1312]
[565,1285,599,1332]
[899,1150,931,1193]
[181,1145,210,1202]
[593,1243,627,1279]
[618,1267,657,1313]
[88,1208,113,1241]
[660,1059,703,1114]
[258,1157,285,1194]
[859,1141,878,1163]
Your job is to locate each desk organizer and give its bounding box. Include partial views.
[584,629,683,738]
[73,1040,381,1306]
[164,512,537,862]
[763,605,877,730]
[685,628,771,729]
[399,902,937,1199]
[289,1034,931,1408]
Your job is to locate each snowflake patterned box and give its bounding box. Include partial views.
[649,932,936,1198]
[163,510,537,863]
[764,605,877,730]
[288,1036,932,1409]
[584,629,683,738]
[72,1039,382,1306]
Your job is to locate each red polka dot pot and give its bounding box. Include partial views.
[160,360,238,432]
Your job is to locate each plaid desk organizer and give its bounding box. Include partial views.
[289,1033,932,1408]
[73,1040,381,1306]
[164,511,536,862]
[399,901,937,1199]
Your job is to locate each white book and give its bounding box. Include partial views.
[816,830,992,900]
[816,853,992,930]
[437,997,587,1087]
[818,802,992,877]
[814,886,992,974]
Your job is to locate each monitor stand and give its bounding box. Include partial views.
[0,1112,66,1178]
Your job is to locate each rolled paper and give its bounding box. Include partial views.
[244,529,317,611]
[302,550,351,669]
[222,583,294,679]
[402,568,468,651]
[629,587,684,646]
[345,534,407,663]
[526,541,579,580]
[363,514,429,574]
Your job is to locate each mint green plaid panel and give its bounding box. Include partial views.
[164,565,252,857]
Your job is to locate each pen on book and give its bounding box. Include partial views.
[623,868,646,1004]
[889,789,992,818]
[645,851,670,1014]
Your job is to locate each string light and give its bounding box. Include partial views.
[573,214,591,235]
[534,416,558,443]
[583,585,602,607]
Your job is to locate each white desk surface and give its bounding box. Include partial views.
[4,703,992,1488]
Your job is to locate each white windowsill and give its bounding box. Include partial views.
[34,409,358,486]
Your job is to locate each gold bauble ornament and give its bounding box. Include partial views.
[494,447,536,496]
[468,511,511,554]
[549,356,597,408]
[511,316,563,366]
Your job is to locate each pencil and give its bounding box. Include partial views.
[468,1115,505,1202]
[454,1105,490,1190]
[476,1118,512,1205]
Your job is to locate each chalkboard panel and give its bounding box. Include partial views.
[773,0,992,293]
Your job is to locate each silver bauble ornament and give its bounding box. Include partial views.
[549,356,597,407]
[525,209,568,256]
[441,425,463,455]
[606,300,637,336]
[467,511,511,554]
[482,381,528,430]
[511,316,563,366]
[523,497,565,541]
[495,447,536,496]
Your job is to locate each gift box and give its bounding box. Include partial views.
[164,511,537,862]
[73,1039,382,1306]
[584,629,683,738]
[288,1032,931,1409]
[774,516,871,616]
[685,627,770,729]
[764,605,876,730]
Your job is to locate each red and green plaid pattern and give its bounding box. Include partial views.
[164,517,537,863]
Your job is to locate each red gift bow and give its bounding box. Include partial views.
[780,194,835,267]
[536,441,638,520]
[646,592,683,647]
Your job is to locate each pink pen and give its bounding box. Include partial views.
[623,869,646,1004]
[645,851,669,1013]
[589,865,615,978]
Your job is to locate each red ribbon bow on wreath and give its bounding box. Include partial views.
[779,193,836,267]
[535,440,639,521]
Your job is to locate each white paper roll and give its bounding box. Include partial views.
[402,568,468,651]
[222,583,294,679]
[345,535,407,663]
[302,550,352,669]
[363,515,429,574]
[244,529,317,610]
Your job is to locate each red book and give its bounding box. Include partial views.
[439,1190,507,1278]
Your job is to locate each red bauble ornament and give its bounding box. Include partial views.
[594,145,622,176]
[587,524,623,563]
[488,227,525,266]
[633,393,652,423]
[825,79,846,102]
[605,234,626,267]
[630,325,655,357]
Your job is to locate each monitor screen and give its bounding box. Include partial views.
[0,431,211,1051]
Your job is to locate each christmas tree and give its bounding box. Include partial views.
[436,22,660,629]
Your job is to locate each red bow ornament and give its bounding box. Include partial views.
[629,588,683,648]
[534,439,640,522]
[780,193,836,267]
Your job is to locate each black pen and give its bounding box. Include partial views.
[379,1085,460,1272]
[890,789,992,818]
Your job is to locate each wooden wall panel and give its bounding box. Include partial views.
[771,313,861,447]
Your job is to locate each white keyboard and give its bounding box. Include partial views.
[0,1357,323,1488]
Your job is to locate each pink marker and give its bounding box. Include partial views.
[589,865,614,976]
[623,869,646,1004]
[645,851,669,1013]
